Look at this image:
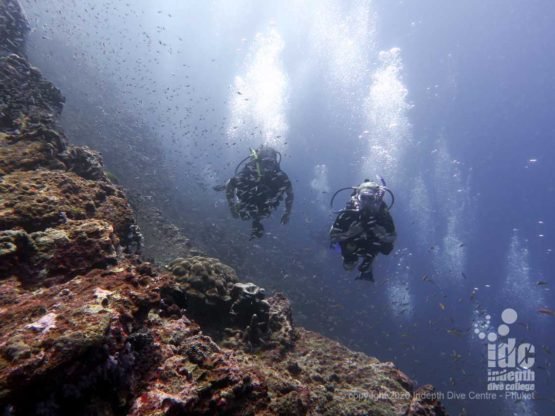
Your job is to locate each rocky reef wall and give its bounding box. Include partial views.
[0,0,28,57]
[0,2,447,415]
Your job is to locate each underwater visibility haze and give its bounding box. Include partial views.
[15,0,555,414]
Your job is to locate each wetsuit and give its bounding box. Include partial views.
[330,199,396,278]
[226,162,293,237]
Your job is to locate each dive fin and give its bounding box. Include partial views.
[355,270,374,282]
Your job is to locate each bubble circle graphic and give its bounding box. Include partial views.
[486,315,491,320]
[474,328,480,334]
[488,332,498,342]
[501,308,518,324]
[498,324,510,336]
[479,332,486,340]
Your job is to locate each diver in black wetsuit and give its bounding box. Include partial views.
[329,179,396,281]
[215,145,293,239]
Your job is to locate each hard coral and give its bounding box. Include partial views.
[165,256,297,353]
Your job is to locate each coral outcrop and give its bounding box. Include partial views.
[166,257,297,352]
[0,0,28,57]
[0,2,447,415]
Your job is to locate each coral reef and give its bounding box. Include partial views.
[0,2,447,415]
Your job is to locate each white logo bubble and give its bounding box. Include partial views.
[501,308,518,325]
[498,324,510,336]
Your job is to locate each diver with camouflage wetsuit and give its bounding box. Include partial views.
[215,145,293,239]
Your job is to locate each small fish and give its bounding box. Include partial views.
[537,281,549,286]
[461,272,467,279]
[538,307,555,317]
[421,274,435,284]
[439,303,446,311]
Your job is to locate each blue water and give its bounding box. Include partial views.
[21,0,555,414]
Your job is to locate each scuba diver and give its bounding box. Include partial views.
[329,178,396,281]
[214,145,293,239]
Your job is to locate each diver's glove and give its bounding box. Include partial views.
[372,225,396,244]
[329,222,364,243]
[280,212,290,224]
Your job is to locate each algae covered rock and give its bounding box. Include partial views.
[0,128,67,175]
[0,263,171,413]
[0,54,64,130]
[247,328,447,416]
[59,144,107,181]
[0,170,134,240]
[0,220,119,285]
[0,0,29,56]
[128,325,270,416]
[265,293,297,350]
